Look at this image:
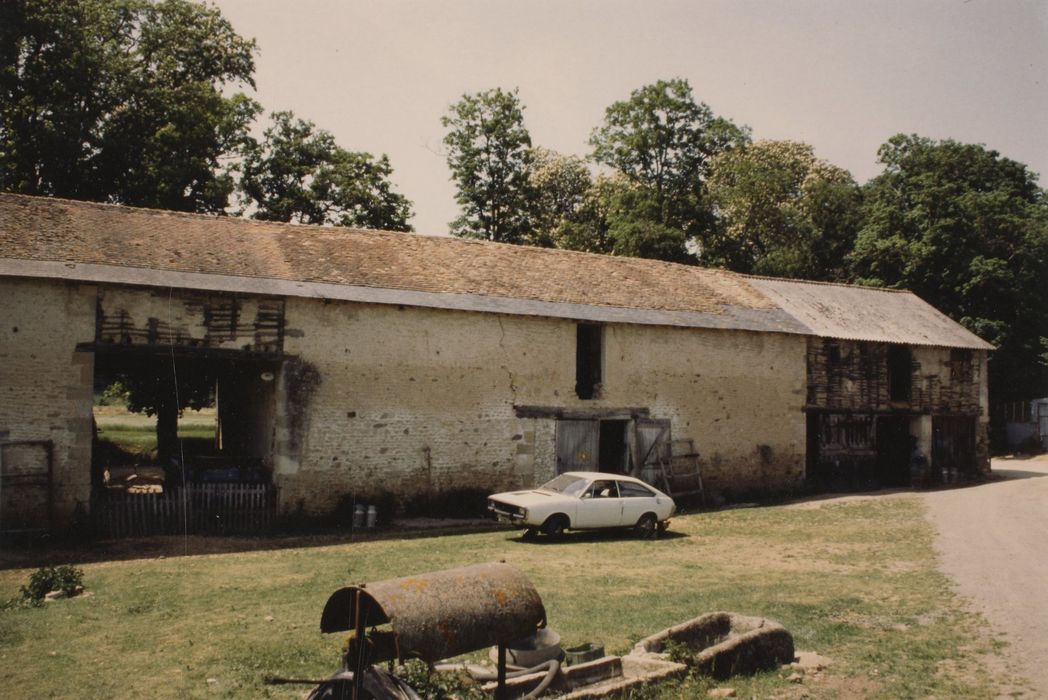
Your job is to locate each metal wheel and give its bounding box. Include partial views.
[542,514,568,538]
[635,513,658,540]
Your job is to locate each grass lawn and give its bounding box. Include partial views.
[0,496,1008,698]
[93,405,216,456]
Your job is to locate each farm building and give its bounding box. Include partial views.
[1000,398,1048,453]
[0,193,992,533]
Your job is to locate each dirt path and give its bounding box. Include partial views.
[923,455,1048,696]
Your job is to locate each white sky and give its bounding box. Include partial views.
[212,0,1048,235]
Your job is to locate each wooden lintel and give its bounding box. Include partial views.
[513,405,650,420]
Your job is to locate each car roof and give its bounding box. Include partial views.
[561,471,646,483]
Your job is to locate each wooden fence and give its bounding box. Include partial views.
[93,483,276,538]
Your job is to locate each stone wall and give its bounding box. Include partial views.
[0,278,95,526]
[276,298,808,514]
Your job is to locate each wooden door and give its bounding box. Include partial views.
[556,420,598,474]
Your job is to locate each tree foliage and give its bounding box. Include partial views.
[0,0,259,212]
[549,173,691,262]
[589,78,750,253]
[850,134,1048,400]
[527,147,592,247]
[442,87,533,242]
[707,140,862,279]
[240,111,412,230]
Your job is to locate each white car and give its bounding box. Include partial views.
[488,471,675,539]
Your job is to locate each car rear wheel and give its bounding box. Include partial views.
[635,513,658,540]
[542,514,569,538]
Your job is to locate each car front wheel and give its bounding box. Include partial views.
[542,514,569,538]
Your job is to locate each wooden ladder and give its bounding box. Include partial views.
[666,438,704,502]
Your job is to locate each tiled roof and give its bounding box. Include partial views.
[0,193,992,349]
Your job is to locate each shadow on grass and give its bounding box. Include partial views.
[0,520,510,571]
[506,528,690,545]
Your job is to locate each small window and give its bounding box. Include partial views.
[949,349,973,383]
[887,345,912,402]
[575,323,602,400]
[826,342,842,365]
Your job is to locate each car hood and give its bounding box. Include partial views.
[489,489,565,507]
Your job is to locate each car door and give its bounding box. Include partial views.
[619,479,658,525]
[574,479,623,528]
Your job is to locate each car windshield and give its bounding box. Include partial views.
[538,474,588,497]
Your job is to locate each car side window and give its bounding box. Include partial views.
[587,480,619,498]
[618,481,655,498]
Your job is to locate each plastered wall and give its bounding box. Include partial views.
[1,278,95,526]
[613,325,808,494]
[277,298,808,514]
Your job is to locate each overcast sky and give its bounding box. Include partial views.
[212,0,1048,235]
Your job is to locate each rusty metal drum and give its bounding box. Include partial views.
[320,562,546,663]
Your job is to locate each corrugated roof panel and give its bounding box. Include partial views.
[748,277,993,350]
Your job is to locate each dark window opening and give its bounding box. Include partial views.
[826,342,842,365]
[949,349,973,383]
[887,345,912,402]
[576,323,603,400]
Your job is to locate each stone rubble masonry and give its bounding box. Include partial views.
[9,273,990,525]
[275,297,807,516]
[1,278,95,527]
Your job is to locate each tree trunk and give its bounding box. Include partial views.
[156,393,179,464]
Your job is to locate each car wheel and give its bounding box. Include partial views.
[542,514,569,538]
[635,513,658,540]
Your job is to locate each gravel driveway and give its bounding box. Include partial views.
[923,455,1048,696]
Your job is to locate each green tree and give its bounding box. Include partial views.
[850,134,1048,402]
[551,173,691,262]
[239,111,413,231]
[589,78,750,256]
[0,0,259,212]
[528,147,592,247]
[442,87,533,242]
[706,140,862,279]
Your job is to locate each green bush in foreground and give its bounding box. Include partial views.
[20,565,84,603]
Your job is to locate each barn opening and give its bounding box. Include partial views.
[597,420,629,473]
[90,347,279,494]
[806,412,914,490]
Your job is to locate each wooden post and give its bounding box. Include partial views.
[496,643,507,700]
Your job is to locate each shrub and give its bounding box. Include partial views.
[20,565,84,603]
[394,660,484,700]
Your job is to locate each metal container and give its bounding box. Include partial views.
[365,504,378,528]
[320,562,547,663]
[352,505,365,529]
[487,628,563,667]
